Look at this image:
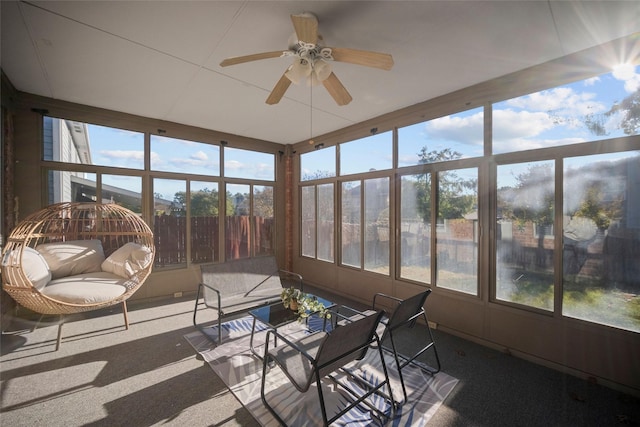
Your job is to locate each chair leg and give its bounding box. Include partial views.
[192,283,203,328]
[122,301,129,330]
[55,315,64,351]
[385,314,441,403]
[387,330,409,402]
[421,311,441,374]
[315,372,330,426]
[192,284,221,345]
[260,332,288,427]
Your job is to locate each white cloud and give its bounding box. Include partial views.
[100,150,143,160]
[493,109,555,140]
[623,75,640,93]
[425,112,484,146]
[167,150,213,168]
[613,63,636,81]
[506,87,605,117]
[491,108,589,152]
[191,150,208,161]
[398,153,420,167]
[225,160,244,170]
[584,76,600,86]
[612,63,639,93]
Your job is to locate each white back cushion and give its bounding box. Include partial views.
[2,247,52,291]
[101,242,153,279]
[36,239,105,279]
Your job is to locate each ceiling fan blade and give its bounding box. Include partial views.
[220,51,283,67]
[322,72,352,106]
[329,47,394,70]
[291,13,318,44]
[266,73,292,105]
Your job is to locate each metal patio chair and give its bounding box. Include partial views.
[372,289,441,402]
[260,308,397,426]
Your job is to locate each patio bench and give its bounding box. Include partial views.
[192,256,302,343]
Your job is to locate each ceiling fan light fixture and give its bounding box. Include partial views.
[313,58,332,82]
[221,12,391,105]
[285,58,312,84]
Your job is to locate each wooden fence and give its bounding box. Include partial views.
[153,215,274,267]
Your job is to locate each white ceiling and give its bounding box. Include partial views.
[2,1,639,145]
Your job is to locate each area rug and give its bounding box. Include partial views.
[184,316,458,426]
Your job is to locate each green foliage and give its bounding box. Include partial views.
[303,170,335,181]
[574,183,623,231]
[563,285,640,332]
[253,186,274,217]
[508,163,554,228]
[611,88,640,135]
[414,147,476,222]
[629,298,640,322]
[508,271,554,310]
[173,187,235,216]
[585,88,640,136]
[280,287,330,320]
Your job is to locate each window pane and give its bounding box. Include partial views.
[224,147,274,180]
[341,181,361,267]
[364,178,389,275]
[46,171,142,214]
[253,185,274,256]
[301,146,336,181]
[153,179,187,267]
[496,161,555,310]
[101,175,142,213]
[190,181,220,264]
[317,183,334,262]
[493,69,639,154]
[150,135,219,176]
[399,174,431,283]
[47,170,96,204]
[301,186,316,258]
[398,107,484,167]
[340,132,392,175]
[436,167,478,295]
[44,117,144,169]
[563,151,640,332]
[226,183,250,259]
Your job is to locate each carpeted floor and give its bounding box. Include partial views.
[1,290,639,426]
[184,315,458,426]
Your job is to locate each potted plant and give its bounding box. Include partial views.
[280,287,329,320]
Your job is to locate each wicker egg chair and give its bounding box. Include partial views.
[1,202,155,349]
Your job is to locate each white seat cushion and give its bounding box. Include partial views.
[42,271,127,304]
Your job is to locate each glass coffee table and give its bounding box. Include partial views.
[248,295,334,359]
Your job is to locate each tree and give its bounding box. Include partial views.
[574,184,622,231]
[173,187,234,216]
[415,147,476,223]
[500,163,554,267]
[584,88,640,136]
[254,186,274,218]
[229,191,249,215]
[302,170,335,181]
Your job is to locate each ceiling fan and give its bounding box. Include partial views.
[219,12,394,106]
